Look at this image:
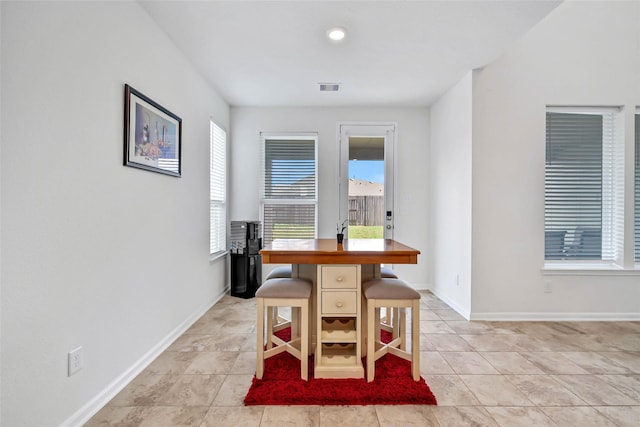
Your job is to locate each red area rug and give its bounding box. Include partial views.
[244,328,437,406]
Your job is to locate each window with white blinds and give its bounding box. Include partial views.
[635,112,640,262]
[545,108,624,263]
[210,121,226,255]
[261,134,317,247]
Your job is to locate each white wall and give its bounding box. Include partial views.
[230,107,430,285]
[429,72,473,318]
[1,2,229,425]
[470,0,640,319]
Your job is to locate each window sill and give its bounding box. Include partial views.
[210,250,228,263]
[542,263,640,276]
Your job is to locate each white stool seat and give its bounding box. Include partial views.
[256,278,311,381]
[256,277,311,299]
[376,268,399,332]
[265,265,292,280]
[363,278,420,300]
[363,278,420,382]
[263,268,295,332]
[380,267,398,278]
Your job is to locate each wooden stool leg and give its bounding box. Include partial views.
[367,301,376,382]
[291,306,301,339]
[300,300,309,380]
[374,307,381,347]
[256,299,265,379]
[411,300,420,381]
[271,307,281,326]
[399,307,407,350]
[392,307,400,341]
[361,293,368,358]
[266,306,274,350]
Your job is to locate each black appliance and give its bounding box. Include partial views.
[230,221,262,298]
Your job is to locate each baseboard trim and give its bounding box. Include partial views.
[60,287,229,427]
[424,287,640,322]
[470,312,640,321]
[428,288,471,320]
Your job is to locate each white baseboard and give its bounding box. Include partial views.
[60,288,229,427]
[428,288,471,320]
[425,287,640,321]
[470,312,640,321]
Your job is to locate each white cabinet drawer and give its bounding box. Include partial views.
[322,291,357,315]
[321,265,357,289]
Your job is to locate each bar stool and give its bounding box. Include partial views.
[256,277,311,380]
[363,278,421,382]
[380,266,398,278]
[264,266,293,331]
[379,267,399,332]
[265,265,292,279]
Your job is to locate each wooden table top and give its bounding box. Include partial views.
[260,238,420,265]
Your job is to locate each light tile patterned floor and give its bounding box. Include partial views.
[86,291,640,426]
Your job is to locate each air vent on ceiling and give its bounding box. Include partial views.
[319,83,341,92]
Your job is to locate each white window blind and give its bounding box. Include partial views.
[635,113,640,262]
[210,121,226,255]
[261,135,317,247]
[545,108,624,263]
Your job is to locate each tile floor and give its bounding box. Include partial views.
[86,291,640,426]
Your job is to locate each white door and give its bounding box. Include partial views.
[338,123,396,239]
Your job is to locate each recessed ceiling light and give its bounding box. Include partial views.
[326,26,347,42]
[319,83,341,92]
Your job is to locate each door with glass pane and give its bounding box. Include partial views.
[338,124,395,240]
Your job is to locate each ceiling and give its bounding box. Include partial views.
[139,0,562,108]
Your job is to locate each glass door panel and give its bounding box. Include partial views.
[348,137,385,239]
[339,124,395,240]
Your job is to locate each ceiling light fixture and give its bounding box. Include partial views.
[319,83,341,92]
[326,26,347,42]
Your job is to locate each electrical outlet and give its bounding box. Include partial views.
[68,346,83,376]
[544,281,552,294]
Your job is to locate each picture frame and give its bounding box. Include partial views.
[124,84,182,177]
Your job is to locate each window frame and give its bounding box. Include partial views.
[260,132,318,247]
[543,106,625,270]
[210,120,227,258]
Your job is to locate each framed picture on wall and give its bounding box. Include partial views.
[123,84,182,177]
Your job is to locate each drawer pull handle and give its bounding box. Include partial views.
[335,302,344,308]
[335,276,344,282]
